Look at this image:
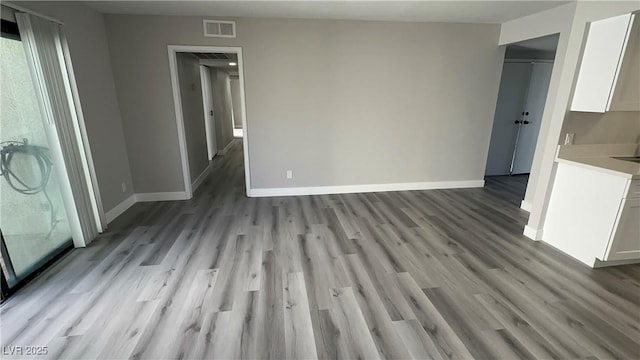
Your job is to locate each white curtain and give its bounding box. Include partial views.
[15,13,102,247]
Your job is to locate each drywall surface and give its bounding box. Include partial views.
[104,15,504,192]
[211,69,234,151]
[560,111,640,145]
[500,1,640,234]
[12,1,134,214]
[230,77,243,129]
[176,53,209,181]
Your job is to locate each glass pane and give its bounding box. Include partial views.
[0,30,72,287]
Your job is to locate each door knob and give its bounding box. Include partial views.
[514,120,521,124]
[523,120,530,124]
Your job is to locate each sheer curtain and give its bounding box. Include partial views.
[15,13,103,247]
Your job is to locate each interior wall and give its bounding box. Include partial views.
[12,1,134,214]
[211,68,235,152]
[230,77,243,129]
[560,111,640,145]
[104,15,504,193]
[499,1,640,236]
[176,53,209,181]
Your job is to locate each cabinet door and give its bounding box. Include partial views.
[605,197,640,261]
[609,14,640,111]
[570,13,633,113]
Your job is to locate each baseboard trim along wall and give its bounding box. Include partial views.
[520,200,532,212]
[523,225,544,241]
[217,140,235,156]
[135,191,189,202]
[192,163,213,192]
[105,194,137,223]
[106,179,484,224]
[249,179,485,197]
[105,191,189,224]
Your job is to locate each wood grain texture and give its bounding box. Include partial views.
[1,140,638,359]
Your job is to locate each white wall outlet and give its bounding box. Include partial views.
[286,170,293,179]
[564,133,575,145]
[121,181,127,193]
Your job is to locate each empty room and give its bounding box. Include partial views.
[0,1,639,359]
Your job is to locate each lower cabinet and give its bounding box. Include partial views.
[543,162,639,267]
[605,197,640,261]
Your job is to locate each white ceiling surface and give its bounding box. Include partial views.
[509,33,560,51]
[85,1,571,24]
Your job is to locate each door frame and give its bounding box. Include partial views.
[168,45,251,198]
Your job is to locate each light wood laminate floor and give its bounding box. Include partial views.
[1,140,639,359]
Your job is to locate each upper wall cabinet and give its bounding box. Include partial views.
[571,13,640,113]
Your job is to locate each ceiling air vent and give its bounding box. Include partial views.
[203,20,236,38]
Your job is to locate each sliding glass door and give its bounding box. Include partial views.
[0,19,73,289]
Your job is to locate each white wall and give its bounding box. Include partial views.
[499,1,640,238]
[176,53,209,181]
[104,15,504,193]
[12,1,135,214]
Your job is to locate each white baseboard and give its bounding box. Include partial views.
[105,194,136,224]
[217,140,235,156]
[135,191,189,202]
[104,191,189,224]
[520,200,532,212]
[192,163,213,192]
[249,179,485,197]
[523,225,543,241]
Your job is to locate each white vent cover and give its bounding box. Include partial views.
[203,20,236,38]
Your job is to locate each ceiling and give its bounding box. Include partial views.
[508,33,560,52]
[189,52,239,72]
[191,52,238,62]
[85,1,571,24]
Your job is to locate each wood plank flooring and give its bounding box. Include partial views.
[1,139,639,359]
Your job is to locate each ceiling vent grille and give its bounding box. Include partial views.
[203,20,236,38]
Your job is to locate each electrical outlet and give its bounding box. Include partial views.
[121,181,127,193]
[564,133,575,145]
[286,170,293,179]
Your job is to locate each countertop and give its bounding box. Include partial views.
[555,143,640,179]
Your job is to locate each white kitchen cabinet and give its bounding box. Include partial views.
[610,16,640,111]
[571,13,639,113]
[543,162,640,267]
[605,197,640,261]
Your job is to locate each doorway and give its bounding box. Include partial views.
[168,46,250,198]
[486,34,559,179]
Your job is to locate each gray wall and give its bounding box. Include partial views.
[230,77,243,129]
[14,1,134,213]
[104,15,504,192]
[176,53,209,181]
[211,69,235,152]
[560,111,640,145]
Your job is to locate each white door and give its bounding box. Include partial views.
[200,65,217,159]
[512,62,553,175]
[485,62,532,176]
